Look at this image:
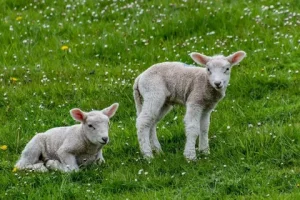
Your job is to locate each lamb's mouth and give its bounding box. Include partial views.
[99,141,107,145]
[215,85,223,90]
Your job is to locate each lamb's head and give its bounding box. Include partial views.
[70,103,119,145]
[190,51,246,90]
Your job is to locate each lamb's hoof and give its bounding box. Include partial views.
[185,156,197,162]
[31,163,49,172]
[184,151,197,161]
[45,160,57,170]
[199,148,210,155]
[95,158,105,165]
[143,152,154,161]
[64,165,79,173]
[153,148,163,154]
[38,166,49,173]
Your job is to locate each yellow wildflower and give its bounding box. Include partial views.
[16,16,22,21]
[61,45,69,51]
[0,145,8,150]
[10,77,18,83]
[12,167,18,172]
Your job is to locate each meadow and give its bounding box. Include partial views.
[0,0,299,199]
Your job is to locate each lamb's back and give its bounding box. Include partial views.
[139,62,207,103]
[39,125,81,159]
[144,62,204,77]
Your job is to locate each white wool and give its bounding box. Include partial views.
[15,103,119,172]
[133,51,246,160]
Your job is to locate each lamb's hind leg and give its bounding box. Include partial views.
[26,163,48,172]
[136,94,166,159]
[15,135,48,172]
[183,104,202,161]
[150,104,173,153]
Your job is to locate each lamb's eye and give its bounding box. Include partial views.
[88,124,94,129]
[207,68,211,72]
[225,68,230,72]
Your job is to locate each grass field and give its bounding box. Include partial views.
[0,0,300,199]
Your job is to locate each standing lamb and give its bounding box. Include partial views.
[15,103,119,172]
[133,51,246,160]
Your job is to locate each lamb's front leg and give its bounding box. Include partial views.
[95,149,105,165]
[183,104,202,161]
[199,110,212,155]
[48,150,79,172]
[46,159,68,172]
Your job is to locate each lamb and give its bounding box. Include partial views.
[133,51,246,160]
[15,103,119,172]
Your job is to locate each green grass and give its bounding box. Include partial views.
[0,0,300,199]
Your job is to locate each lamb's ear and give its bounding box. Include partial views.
[189,52,211,65]
[102,103,119,118]
[70,108,87,122]
[227,51,246,66]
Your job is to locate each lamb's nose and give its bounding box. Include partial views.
[214,81,221,87]
[102,137,108,143]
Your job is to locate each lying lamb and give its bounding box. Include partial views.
[133,51,246,160]
[15,103,119,172]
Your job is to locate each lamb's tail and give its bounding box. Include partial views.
[133,75,142,116]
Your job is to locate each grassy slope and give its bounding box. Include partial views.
[0,0,299,199]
